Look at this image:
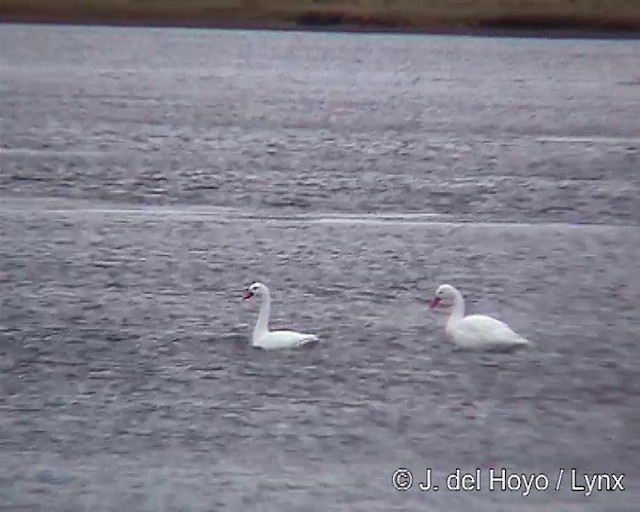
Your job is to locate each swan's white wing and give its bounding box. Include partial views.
[254,330,318,350]
[452,314,529,349]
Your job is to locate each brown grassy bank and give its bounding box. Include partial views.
[1,0,640,37]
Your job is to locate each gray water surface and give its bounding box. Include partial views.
[0,24,639,511]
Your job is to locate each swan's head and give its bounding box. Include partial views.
[430,284,456,308]
[243,282,266,300]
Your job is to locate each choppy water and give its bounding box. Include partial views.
[1,24,639,511]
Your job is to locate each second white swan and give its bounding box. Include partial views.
[430,283,531,352]
[242,282,319,350]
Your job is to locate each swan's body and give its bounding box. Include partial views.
[251,329,318,350]
[243,282,319,350]
[431,284,530,352]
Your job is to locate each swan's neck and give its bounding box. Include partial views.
[447,288,465,327]
[254,289,271,338]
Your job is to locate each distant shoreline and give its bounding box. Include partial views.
[2,17,640,40]
[2,0,640,41]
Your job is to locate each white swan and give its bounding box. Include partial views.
[242,282,319,350]
[430,284,530,352]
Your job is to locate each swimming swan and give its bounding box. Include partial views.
[430,284,530,352]
[243,282,319,350]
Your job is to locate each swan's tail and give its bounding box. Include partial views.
[507,335,532,352]
[297,334,319,347]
